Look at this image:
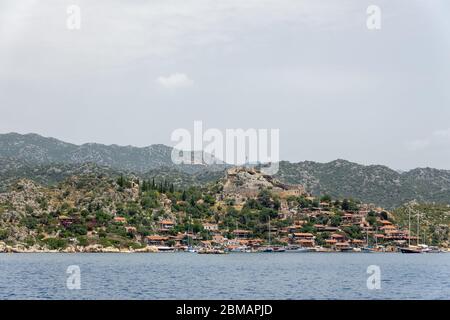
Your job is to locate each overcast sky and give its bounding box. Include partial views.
[0,0,449,170]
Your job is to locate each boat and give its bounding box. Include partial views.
[229,246,249,253]
[185,215,197,253]
[361,227,375,252]
[186,246,197,253]
[399,246,422,254]
[273,247,286,252]
[418,244,443,253]
[285,246,315,253]
[157,246,176,252]
[261,217,275,253]
[400,206,423,254]
[314,246,331,253]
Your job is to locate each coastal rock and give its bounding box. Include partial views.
[101,246,121,253]
[84,244,103,253]
[135,246,158,253]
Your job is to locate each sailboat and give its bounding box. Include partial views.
[399,246,422,253]
[400,206,422,253]
[262,216,285,252]
[362,227,375,253]
[186,215,197,253]
[262,216,274,252]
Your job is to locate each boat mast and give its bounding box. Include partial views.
[188,215,191,247]
[417,212,420,245]
[366,226,369,246]
[408,206,411,247]
[268,216,271,246]
[375,225,378,247]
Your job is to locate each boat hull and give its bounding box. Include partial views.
[400,247,422,254]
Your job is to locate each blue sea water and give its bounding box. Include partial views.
[0,253,449,300]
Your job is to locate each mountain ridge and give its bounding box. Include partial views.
[2,132,448,173]
[2,132,450,208]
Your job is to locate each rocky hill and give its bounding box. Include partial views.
[392,202,450,246]
[0,168,449,252]
[275,160,450,208]
[221,167,305,198]
[0,133,176,172]
[0,157,123,192]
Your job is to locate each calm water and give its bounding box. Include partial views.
[1,253,449,299]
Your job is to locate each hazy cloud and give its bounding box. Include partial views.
[433,128,450,138]
[157,73,194,89]
[0,0,449,169]
[406,128,450,151]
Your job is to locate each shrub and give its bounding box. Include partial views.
[45,238,67,250]
[0,229,9,240]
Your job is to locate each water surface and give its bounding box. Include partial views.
[1,253,449,299]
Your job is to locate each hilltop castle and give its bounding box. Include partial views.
[221,166,306,199]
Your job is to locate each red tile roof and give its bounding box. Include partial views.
[146,235,168,241]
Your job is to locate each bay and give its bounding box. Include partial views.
[1,253,449,300]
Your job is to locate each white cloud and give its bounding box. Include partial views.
[157,73,194,89]
[433,128,450,138]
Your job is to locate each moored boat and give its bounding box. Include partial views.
[399,246,422,253]
[285,246,315,253]
[185,245,198,253]
[157,246,176,252]
[339,247,354,252]
[228,246,249,253]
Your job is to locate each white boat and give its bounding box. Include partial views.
[418,244,443,253]
[157,246,175,252]
[186,246,197,253]
[285,246,315,253]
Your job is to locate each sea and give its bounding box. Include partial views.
[1,252,449,299]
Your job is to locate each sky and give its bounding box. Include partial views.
[0,0,449,170]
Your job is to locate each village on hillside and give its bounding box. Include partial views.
[0,167,447,253]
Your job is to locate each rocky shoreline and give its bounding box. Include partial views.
[0,242,159,253]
